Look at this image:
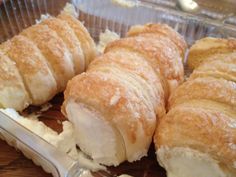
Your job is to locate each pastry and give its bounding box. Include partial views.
[187,37,236,70]
[105,33,184,96]
[58,12,97,68]
[21,24,75,92]
[0,51,31,111]
[62,24,186,166]
[41,17,85,74]
[0,13,96,111]
[155,37,236,177]
[0,35,57,105]
[127,23,187,58]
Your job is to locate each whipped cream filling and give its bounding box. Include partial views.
[97,29,120,53]
[66,101,126,166]
[157,146,228,177]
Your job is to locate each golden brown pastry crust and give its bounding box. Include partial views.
[187,37,236,70]
[127,23,187,57]
[88,48,166,117]
[0,35,57,105]
[105,34,184,96]
[168,77,236,109]
[41,17,85,74]
[0,14,95,111]
[190,52,236,82]
[155,37,236,176]
[58,12,97,68]
[0,51,31,110]
[21,24,75,92]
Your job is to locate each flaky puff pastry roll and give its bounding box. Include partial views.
[187,37,236,70]
[0,51,31,110]
[88,48,166,118]
[0,35,57,105]
[105,34,184,96]
[190,52,236,83]
[155,37,236,177]
[168,77,236,110]
[0,13,96,111]
[21,24,75,92]
[155,105,236,177]
[63,71,156,166]
[62,24,186,166]
[41,17,85,74]
[58,12,97,68]
[127,23,187,58]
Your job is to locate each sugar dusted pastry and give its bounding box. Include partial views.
[190,52,236,82]
[62,24,186,166]
[187,37,236,70]
[127,23,187,58]
[105,34,184,96]
[0,13,96,111]
[155,37,236,177]
[41,17,85,74]
[21,24,75,92]
[58,12,97,68]
[0,35,57,105]
[0,51,31,110]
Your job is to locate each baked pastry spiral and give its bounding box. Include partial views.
[0,12,96,111]
[62,24,186,166]
[187,37,236,70]
[155,37,236,177]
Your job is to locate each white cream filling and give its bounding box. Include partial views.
[66,101,126,166]
[97,29,120,53]
[36,14,51,24]
[62,3,79,18]
[157,147,228,177]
